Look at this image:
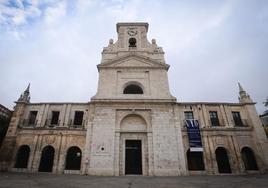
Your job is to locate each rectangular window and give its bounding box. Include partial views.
[184,111,194,120]
[232,111,243,126]
[209,111,220,126]
[51,111,60,125]
[28,111,38,125]
[73,111,84,126]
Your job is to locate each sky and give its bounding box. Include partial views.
[0,0,267,114]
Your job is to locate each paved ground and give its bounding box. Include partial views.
[0,172,268,188]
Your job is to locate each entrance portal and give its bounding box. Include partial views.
[216,147,232,173]
[125,140,142,175]
[38,145,55,172]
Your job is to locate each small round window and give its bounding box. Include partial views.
[123,84,143,94]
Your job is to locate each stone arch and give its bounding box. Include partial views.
[215,147,232,173]
[129,37,137,47]
[186,149,205,171]
[65,146,82,170]
[123,81,144,94]
[14,145,30,168]
[120,114,147,132]
[38,145,55,172]
[241,147,258,170]
[118,113,150,175]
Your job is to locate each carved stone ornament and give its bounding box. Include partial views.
[46,136,56,145]
[127,28,138,36]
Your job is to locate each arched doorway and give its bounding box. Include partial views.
[215,147,232,173]
[120,114,148,175]
[241,147,258,170]
[38,145,55,172]
[123,84,143,94]
[14,145,30,168]
[65,146,82,170]
[187,149,205,171]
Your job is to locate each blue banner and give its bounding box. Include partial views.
[186,119,203,152]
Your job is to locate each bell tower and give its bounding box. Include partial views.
[92,22,176,102]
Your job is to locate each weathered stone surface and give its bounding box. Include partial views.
[0,22,267,176]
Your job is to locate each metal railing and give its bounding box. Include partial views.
[232,119,249,127]
[18,118,86,129]
[68,119,85,129]
[20,119,38,127]
[209,118,225,127]
[45,119,60,127]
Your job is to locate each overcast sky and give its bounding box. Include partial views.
[0,0,267,114]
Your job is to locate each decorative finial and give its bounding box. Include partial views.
[17,83,31,103]
[238,82,252,103]
[238,82,244,93]
[25,83,30,93]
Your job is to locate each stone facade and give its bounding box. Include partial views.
[0,22,267,176]
[0,104,12,146]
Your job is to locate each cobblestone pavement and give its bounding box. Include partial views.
[0,172,268,188]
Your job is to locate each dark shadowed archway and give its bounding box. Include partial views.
[65,146,82,170]
[216,147,232,173]
[123,84,143,94]
[38,145,55,172]
[14,145,30,168]
[241,147,258,170]
[187,149,205,171]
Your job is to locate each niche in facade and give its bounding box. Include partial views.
[123,84,143,94]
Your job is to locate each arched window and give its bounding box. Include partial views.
[65,146,82,170]
[38,145,55,172]
[187,149,205,171]
[123,84,143,94]
[129,38,136,47]
[14,145,30,168]
[241,147,258,170]
[215,147,232,173]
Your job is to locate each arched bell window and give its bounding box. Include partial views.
[129,38,137,47]
[123,84,143,94]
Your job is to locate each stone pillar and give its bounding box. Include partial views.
[59,105,67,127]
[202,105,209,127]
[0,102,27,170]
[219,104,228,126]
[227,136,240,174]
[114,132,120,176]
[82,104,94,175]
[147,132,154,175]
[198,105,206,128]
[203,136,213,174]
[31,135,43,172]
[231,136,245,174]
[208,137,217,174]
[37,104,45,127]
[41,104,49,126]
[244,104,268,172]
[57,134,66,173]
[64,104,71,127]
[28,135,39,171]
[224,105,233,127]
[174,105,187,175]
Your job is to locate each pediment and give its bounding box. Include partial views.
[98,54,169,69]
